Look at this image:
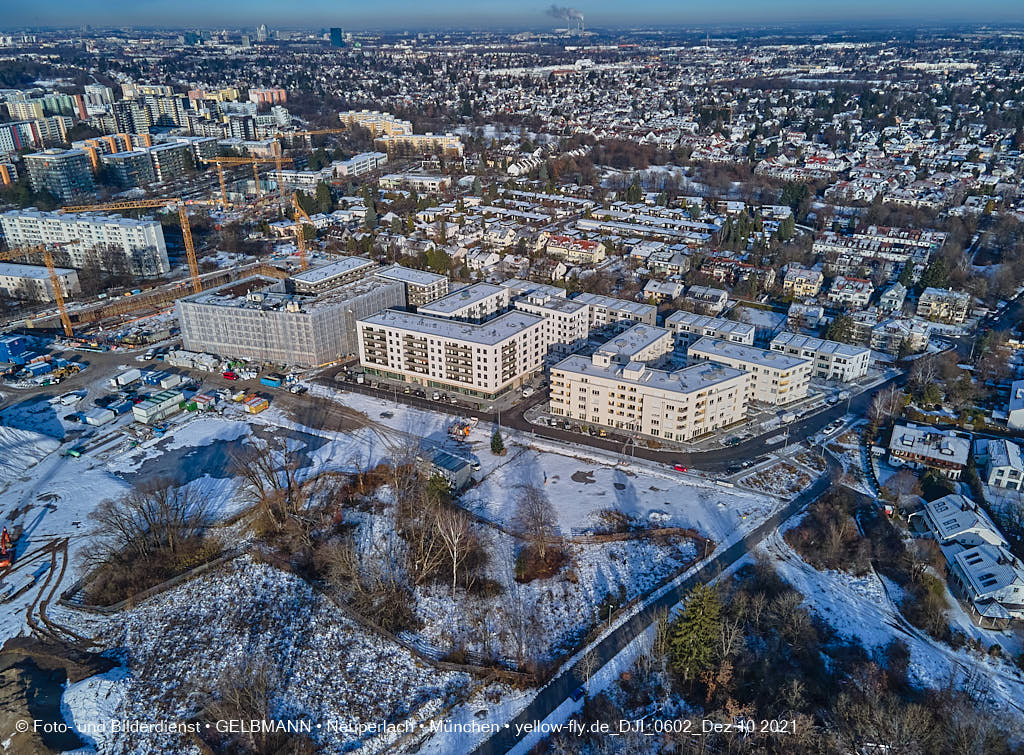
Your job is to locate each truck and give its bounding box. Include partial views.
[260,374,283,388]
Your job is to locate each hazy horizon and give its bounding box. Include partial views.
[5,1,1024,32]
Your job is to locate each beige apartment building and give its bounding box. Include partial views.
[917,287,970,324]
[357,309,547,398]
[688,337,811,405]
[549,352,749,441]
[545,235,607,265]
[782,266,824,297]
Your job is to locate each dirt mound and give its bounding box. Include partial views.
[0,637,115,754]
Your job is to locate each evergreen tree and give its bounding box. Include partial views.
[363,202,377,229]
[917,256,948,290]
[471,177,482,195]
[491,429,505,455]
[314,181,333,214]
[668,584,721,681]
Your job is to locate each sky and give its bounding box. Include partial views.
[6,0,1024,30]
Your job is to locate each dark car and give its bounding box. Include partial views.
[726,463,743,475]
[570,686,586,702]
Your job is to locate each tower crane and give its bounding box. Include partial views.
[206,156,294,206]
[0,242,77,337]
[292,192,314,271]
[273,129,347,195]
[61,199,202,295]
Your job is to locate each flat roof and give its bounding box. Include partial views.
[597,323,672,359]
[360,308,544,345]
[374,263,447,287]
[770,331,870,358]
[689,337,810,370]
[572,292,655,317]
[665,311,755,336]
[0,261,75,278]
[554,354,747,395]
[289,256,374,284]
[418,282,507,316]
[2,209,161,228]
[184,274,395,313]
[499,278,566,299]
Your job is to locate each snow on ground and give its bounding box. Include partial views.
[0,424,60,489]
[414,526,697,664]
[460,437,776,542]
[61,666,131,753]
[88,556,470,755]
[0,440,129,643]
[761,532,1024,722]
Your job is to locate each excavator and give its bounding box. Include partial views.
[0,526,13,569]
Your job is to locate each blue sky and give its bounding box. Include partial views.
[6,1,1024,29]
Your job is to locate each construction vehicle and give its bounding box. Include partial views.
[292,192,314,270]
[447,417,478,440]
[0,527,14,568]
[206,156,294,206]
[0,241,79,337]
[61,199,202,295]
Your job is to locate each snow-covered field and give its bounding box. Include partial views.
[65,556,470,754]
[0,375,790,753]
[460,438,776,542]
[414,526,697,663]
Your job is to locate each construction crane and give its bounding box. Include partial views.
[292,192,314,271]
[61,199,202,295]
[273,129,347,195]
[0,242,76,337]
[207,156,294,206]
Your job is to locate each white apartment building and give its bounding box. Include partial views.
[357,309,547,398]
[374,264,449,307]
[572,293,657,328]
[0,209,169,277]
[917,287,971,324]
[287,257,377,294]
[512,293,589,361]
[688,337,812,406]
[0,261,79,302]
[418,283,510,323]
[769,332,871,382]
[827,276,874,308]
[549,352,749,440]
[595,323,675,366]
[379,173,450,193]
[664,311,755,348]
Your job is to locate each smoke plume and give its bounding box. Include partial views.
[546,5,584,24]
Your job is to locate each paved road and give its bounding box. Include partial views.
[471,470,834,755]
[322,371,906,474]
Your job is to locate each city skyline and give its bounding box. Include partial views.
[5,0,1024,30]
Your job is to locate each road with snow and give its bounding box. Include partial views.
[323,370,906,474]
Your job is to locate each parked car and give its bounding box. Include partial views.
[673,464,688,472]
[571,686,586,702]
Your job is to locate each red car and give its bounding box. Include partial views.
[673,464,688,472]
[222,371,238,380]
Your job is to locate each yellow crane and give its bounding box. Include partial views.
[207,156,294,206]
[292,192,314,271]
[0,243,76,337]
[273,129,347,195]
[61,199,202,295]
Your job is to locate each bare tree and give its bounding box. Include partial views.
[87,478,214,564]
[435,507,473,599]
[514,484,560,562]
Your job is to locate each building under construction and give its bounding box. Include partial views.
[176,270,405,367]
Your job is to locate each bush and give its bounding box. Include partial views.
[85,535,222,606]
[515,543,569,582]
